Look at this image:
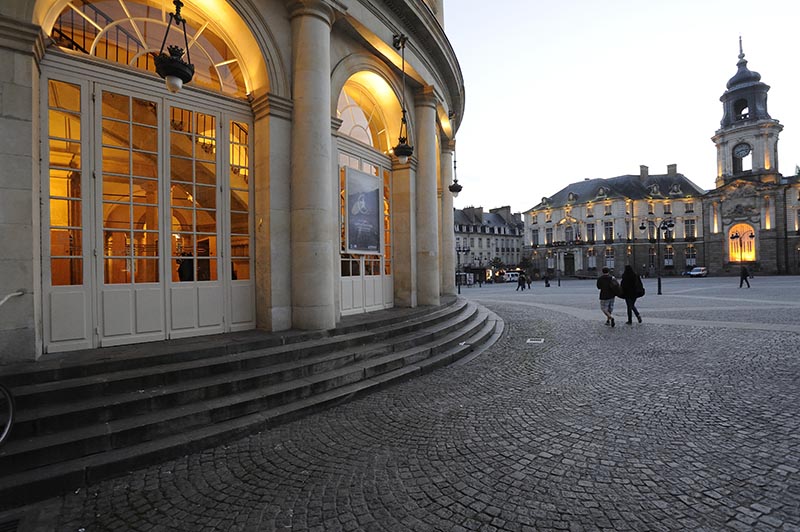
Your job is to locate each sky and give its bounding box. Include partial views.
[443,0,800,214]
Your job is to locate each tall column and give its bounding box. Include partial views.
[415,88,440,306]
[288,0,336,329]
[440,141,456,295]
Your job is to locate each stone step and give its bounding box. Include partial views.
[0,298,502,510]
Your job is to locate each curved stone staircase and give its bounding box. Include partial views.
[0,297,502,509]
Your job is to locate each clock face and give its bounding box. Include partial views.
[733,143,751,158]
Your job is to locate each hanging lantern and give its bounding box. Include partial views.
[154,0,195,93]
[392,34,413,163]
[448,142,462,197]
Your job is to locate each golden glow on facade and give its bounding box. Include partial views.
[729,223,756,262]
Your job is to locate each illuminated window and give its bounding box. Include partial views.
[604,203,612,216]
[47,80,84,286]
[51,0,247,97]
[337,80,390,154]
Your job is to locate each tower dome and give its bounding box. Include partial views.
[726,48,761,89]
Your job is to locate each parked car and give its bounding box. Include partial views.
[687,267,708,277]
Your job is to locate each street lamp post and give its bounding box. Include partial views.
[455,246,470,294]
[730,230,755,263]
[639,218,674,295]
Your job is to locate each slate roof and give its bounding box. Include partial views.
[526,173,707,212]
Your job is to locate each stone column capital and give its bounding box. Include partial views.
[414,86,440,109]
[286,0,340,25]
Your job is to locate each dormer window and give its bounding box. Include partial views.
[567,192,577,202]
[596,187,606,198]
[669,183,682,195]
[649,184,660,196]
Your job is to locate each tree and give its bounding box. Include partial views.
[489,257,504,270]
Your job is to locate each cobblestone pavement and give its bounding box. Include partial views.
[18,276,800,531]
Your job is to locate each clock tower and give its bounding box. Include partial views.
[711,39,783,187]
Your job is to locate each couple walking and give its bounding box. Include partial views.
[596,265,644,327]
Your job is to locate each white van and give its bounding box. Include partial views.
[504,271,520,283]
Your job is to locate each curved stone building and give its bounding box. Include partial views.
[0,0,464,361]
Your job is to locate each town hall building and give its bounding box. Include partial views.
[523,44,800,279]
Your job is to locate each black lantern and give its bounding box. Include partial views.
[392,34,413,163]
[154,0,195,93]
[448,143,462,197]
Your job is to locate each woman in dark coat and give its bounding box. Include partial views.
[620,265,643,324]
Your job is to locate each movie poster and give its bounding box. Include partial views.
[345,168,381,253]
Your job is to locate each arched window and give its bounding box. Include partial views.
[729,223,756,262]
[337,80,390,153]
[50,0,248,97]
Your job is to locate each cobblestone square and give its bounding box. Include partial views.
[15,276,800,531]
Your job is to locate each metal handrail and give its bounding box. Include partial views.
[0,290,24,308]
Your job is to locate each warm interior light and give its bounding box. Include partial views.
[165,75,183,93]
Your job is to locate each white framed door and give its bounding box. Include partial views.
[42,60,254,353]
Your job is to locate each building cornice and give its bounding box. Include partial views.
[0,14,45,64]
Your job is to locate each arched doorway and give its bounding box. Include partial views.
[728,223,756,263]
[41,0,256,352]
[336,73,395,315]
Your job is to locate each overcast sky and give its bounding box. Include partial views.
[444,0,800,214]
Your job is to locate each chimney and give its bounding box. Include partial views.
[639,165,649,183]
[667,164,677,175]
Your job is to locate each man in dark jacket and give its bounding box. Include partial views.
[739,266,750,288]
[596,267,617,327]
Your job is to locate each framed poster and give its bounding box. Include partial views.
[345,167,382,253]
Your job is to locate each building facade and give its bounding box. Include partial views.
[454,206,523,279]
[705,45,800,275]
[0,0,464,362]
[523,45,800,279]
[523,165,706,279]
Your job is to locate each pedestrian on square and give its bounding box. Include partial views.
[526,274,531,289]
[620,264,644,324]
[596,267,617,327]
[516,273,526,291]
[543,273,550,287]
[739,266,750,288]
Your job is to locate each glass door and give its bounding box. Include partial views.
[97,87,165,345]
[167,106,224,335]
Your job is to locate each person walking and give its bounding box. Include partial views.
[526,274,531,289]
[739,266,750,288]
[596,267,617,327]
[516,273,526,291]
[620,264,644,324]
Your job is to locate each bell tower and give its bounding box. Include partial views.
[711,39,783,187]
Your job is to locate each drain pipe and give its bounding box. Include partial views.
[0,290,24,308]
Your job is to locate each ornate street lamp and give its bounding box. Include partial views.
[154,0,195,93]
[392,34,413,163]
[639,218,674,295]
[730,230,755,263]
